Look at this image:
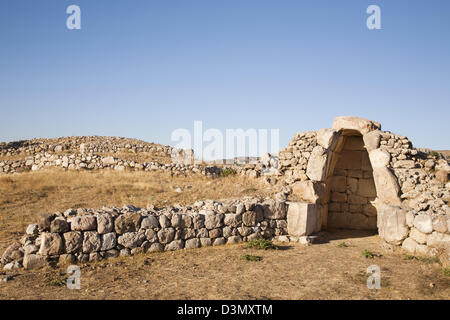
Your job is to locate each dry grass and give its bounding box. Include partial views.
[1,230,449,299]
[1,169,449,300]
[0,169,274,251]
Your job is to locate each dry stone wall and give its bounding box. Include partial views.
[1,198,288,270]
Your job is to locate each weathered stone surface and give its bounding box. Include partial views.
[263,200,287,220]
[165,240,184,251]
[159,215,171,228]
[413,214,433,234]
[39,233,64,256]
[26,224,39,235]
[37,213,54,231]
[287,202,318,237]
[63,231,83,254]
[23,254,47,270]
[171,214,183,228]
[292,181,326,203]
[204,213,224,229]
[50,218,69,233]
[102,156,116,165]
[148,243,164,253]
[70,215,97,231]
[316,128,339,149]
[185,238,200,249]
[332,116,381,135]
[377,204,408,245]
[1,242,23,264]
[117,232,145,249]
[306,146,329,182]
[224,214,242,227]
[402,237,418,254]
[242,211,256,227]
[144,229,158,242]
[157,228,175,244]
[212,237,226,246]
[192,214,205,229]
[410,228,427,244]
[199,238,212,247]
[114,212,141,234]
[358,178,376,198]
[227,235,242,244]
[426,232,450,250]
[209,228,222,238]
[141,216,159,229]
[82,231,101,253]
[100,232,117,251]
[432,216,448,233]
[362,130,381,151]
[97,213,114,234]
[372,167,401,205]
[368,149,390,168]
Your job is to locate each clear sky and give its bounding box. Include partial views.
[0,0,449,153]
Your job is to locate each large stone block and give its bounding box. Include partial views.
[114,212,141,234]
[316,128,339,149]
[306,146,329,182]
[413,214,433,234]
[368,149,391,168]
[70,215,97,231]
[362,130,381,151]
[63,231,83,254]
[372,167,401,205]
[263,200,287,220]
[23,254,47,270]
[358,178,377,198]
[287,202,318,237]
[332,116,381,135]
[377,204,408,245]
[292,180,326,203]
[39,232,64,256]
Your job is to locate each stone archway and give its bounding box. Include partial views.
[326,132,377,231]
[288,116,408,244]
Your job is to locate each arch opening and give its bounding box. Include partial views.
[326,132,378,231]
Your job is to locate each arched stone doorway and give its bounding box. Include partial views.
[326,131,377,231]
[288,116,405,242]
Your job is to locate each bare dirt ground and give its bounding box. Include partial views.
[0,230,449,300]
[0,168,449,300]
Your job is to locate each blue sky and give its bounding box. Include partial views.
[0,0,449,153]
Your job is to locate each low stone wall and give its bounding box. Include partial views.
[1,198,288,270]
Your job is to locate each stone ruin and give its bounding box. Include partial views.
[1,116,449,270]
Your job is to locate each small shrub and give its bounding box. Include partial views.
[244,188,257,192]
[430,151,441,159]
[337,242,348,248]
[221,168,237,177]
[404,254,441,264]
[361,249,374,259]
[441,267,450,277]
[241,254,262,262]
[246,239,278,250]
[47,276,68,287]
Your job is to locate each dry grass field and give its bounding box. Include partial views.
[0,166,449,300]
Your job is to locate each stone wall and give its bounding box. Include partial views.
[1,198,288,270]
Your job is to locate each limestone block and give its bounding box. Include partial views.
[372,167,401,205]
[362,130,382,151]
[70,215,97,231]
[306,146,329,182]
[292,180,326,203]
[287,202,318,237]
[368,149,391,168]
[402,237,418,254]
[413,214,433,234]
[410,228,427,244]
[39,232,64,256]
[377,204,408,245]
[329,176,346,193]
[332,116,381,135]
[316,128,339,149]
[343,136,365,151]
[358,178,377,198]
